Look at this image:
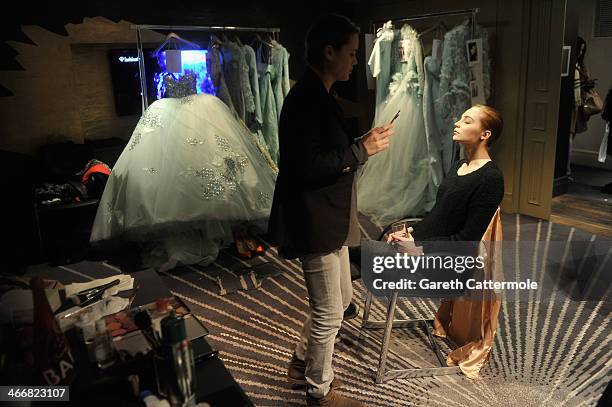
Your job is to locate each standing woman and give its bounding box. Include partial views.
[268,14,393,407]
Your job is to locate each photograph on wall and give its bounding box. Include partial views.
[470,80,485,104]
[466,38,482,66]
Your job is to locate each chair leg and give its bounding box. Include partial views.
[422,320,446,367]
[362,290,373,327]
[375,292,398,384]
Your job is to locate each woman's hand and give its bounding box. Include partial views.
[387,230,423,256]
[386,226,415,243]
[362,124,394,156]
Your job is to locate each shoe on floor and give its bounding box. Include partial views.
[288,354,343,388]
[288,353,307,385]
[343,301,359,320]
[306,388,365,407]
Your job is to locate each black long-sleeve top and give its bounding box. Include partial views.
[267,68,368,257]
[412,159,504,242]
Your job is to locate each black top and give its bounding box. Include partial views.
[412,159,504,242]
[267,68,368,257]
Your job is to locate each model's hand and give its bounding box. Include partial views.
[386,229,415,243]
[362,124,394,156]
[387,229,422,256]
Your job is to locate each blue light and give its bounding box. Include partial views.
[154,49,215,99]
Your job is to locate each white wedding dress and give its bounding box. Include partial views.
[91,93,277,270]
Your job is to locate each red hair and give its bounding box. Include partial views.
[474,104,503,146]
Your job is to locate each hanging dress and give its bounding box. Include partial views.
[221,40,255,124]
[358,24,434,225]
[422,39,445,189]
[90,92,277,271]
[368,21,397,114]
[241,44,264,132]
[256,44,280,163]
[436,21,490,169]
[270,40,291,121]
[206,42,235,112]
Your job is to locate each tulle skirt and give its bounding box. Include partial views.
[91,94,277,270]
[357,90,433,225]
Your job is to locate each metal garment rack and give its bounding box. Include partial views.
[131,24,281,111]
[371,7,480,37]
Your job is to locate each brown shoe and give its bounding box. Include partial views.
[306,388,365,407]
[288,354,343,388]
[287,353,307,385]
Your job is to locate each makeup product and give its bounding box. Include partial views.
[158,311,196,407]
[92,319,116,369]
[69,279,121,307]
[134,309,160,349]
[390,110,401,124]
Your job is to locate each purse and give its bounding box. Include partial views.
[582,87,604,117]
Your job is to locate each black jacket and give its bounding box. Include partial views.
[267,69,367,257]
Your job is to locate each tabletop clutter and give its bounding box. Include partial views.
[1,274,211,407]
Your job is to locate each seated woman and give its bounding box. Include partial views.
[386,104,505,379]
[388,104,504,244]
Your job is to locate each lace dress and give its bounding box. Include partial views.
[90,94,277,271]
[435,21,490,169]
[222,41,255,123]
[206,43,235,112]
[358,24,434,224]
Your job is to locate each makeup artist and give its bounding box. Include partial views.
[268,14,394,407]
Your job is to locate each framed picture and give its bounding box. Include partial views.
[470,81,479,98]
[561,45,572,77]
[466,38,482,66]
[470,80,485,104]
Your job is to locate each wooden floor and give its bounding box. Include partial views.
[552,193,612,237]
[552,165,612,237]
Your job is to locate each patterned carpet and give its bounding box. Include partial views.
[26,213,611,406]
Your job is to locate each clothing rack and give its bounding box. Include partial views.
[132,24,279,32]
[371,8,480,38]
[131,24,281,111]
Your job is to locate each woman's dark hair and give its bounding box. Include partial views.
[305,14,359,68]
[474,104,503,147]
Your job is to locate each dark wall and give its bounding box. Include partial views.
[0,0,363,97]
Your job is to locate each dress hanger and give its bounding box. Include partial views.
[255,33,273,48]
[376,20,394,38]
[417,21,448,38]
[154,32,200,56]
[208,33,223,51]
